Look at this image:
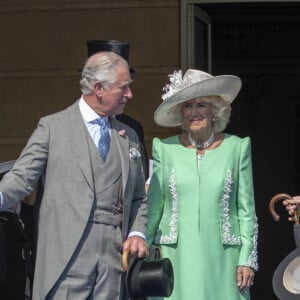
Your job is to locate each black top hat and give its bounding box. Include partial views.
[126,255,174,299]
[0,160,15,180]
[86,40,138,78]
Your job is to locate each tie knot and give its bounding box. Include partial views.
[97,117,108,129]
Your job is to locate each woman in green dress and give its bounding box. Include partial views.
[146,69,258,299]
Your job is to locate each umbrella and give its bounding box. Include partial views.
[269,193,300,299]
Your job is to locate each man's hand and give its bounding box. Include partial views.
[121,235,149,271]
[283,196,300,221]
[122,235,148,258]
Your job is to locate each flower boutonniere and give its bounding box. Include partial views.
[129,147,141,160]
[118,129,126,137]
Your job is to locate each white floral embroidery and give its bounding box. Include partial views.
[220,170,258,270]
[161,69,212,101]
[159,169,178,243]
[220,170,241,245]
[129,147,141,160]
[243,218,259,271]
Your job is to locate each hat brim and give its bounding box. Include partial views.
[126,255,140,298]
[77,66,138,78]
[273,248,300,299]
[129,67,138,78]
[154,75,241,127]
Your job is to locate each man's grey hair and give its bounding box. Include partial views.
[80,51,128,95]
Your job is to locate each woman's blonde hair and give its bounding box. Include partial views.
[181,95,231,134]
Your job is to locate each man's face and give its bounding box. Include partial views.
[93,63,133,116]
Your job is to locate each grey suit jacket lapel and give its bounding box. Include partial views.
[110,117,130,198]
[60,101,94,192]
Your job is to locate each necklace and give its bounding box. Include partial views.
[188,130,215,150]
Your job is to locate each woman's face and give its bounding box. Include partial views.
[181,97,213,133]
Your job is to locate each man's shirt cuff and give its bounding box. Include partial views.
[128,231,146,240]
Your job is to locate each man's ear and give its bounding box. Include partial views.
[94,82,104,96]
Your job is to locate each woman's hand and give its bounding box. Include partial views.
[236,266,254,291]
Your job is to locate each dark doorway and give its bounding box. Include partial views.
[197,2,300,299]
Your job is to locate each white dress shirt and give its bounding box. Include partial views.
[79,96,111,147]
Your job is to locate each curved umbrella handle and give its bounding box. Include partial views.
[269,193,300,224]
[121,249,130,271]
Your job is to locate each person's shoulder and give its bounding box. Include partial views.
[153,135,178,146]
[39,101,80,123]
[225,133,251,144]
[42,100,80,119]
[116,114,142,128]
[224,134,252,154]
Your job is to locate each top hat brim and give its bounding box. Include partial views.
[129,67,138,78]
[154,75,241,127]
[273,247,300,299]
[78,64,138,78]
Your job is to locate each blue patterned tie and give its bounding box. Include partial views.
[97,117,110,161]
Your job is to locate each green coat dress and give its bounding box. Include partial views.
[146,134,258,300]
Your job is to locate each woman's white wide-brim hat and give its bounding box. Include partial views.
[154,69,242,127]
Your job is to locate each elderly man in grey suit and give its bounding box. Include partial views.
[0,51,148,299]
